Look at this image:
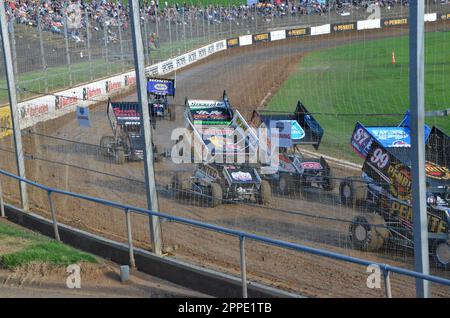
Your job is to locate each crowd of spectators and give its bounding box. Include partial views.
[3,0,420,42]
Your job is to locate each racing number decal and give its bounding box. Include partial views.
[370,148,389,170]
[353,128,371,147]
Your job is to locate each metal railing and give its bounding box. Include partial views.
[0,166,449,298]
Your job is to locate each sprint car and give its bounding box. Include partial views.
[250,101,335,196]
[147,77,176,121]
[100,99,163,164]
[340,112,450,268]
[171,91,270,206]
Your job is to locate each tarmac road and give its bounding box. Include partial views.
[1,22,449,297]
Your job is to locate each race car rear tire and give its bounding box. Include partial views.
[323,168,336,192]
[349,213,388,252]
[340,178,366,207]
[277,175,292,195]
[209,183,223,207]
[100,136,115,157]
[172,172,191,200]
[115,147,125,165]
[258,180,272,205]
[432,240,450,269]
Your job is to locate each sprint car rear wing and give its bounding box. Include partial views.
[107,99,142,132]
[147,77,176,96]
[349,111,448,165]
[250,101,324,150]
[182,91,259,163]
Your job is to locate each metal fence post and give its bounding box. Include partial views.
[239,236,248,298]
[182,10,187,52]
[47,191,61,242]
[125,209,136,268]
[383,269,392,298]
[0,3,28,212]
[143,18,150,66]
[168,10,173,57]
[129,0,162,256]
[409,0,430,298]
[37,14,48,93]
[118,19,125,72]
[103,24,110,75]
[8,18,20,101]
[63,15,73,87]
[0,178,5,218]
[85,7,93,81]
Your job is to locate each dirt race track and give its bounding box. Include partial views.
[1,23,450,297]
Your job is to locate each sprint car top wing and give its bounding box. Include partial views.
[250,101,324,149]
[107,99,142,130]
[147,78,176,96]
[350,111,433,161]
[185,98,233,126]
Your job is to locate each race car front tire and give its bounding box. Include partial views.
[340,178,366,207]
[172,172,191,200]
[100,136,115,157]
[277,175,291,195]
[349,213,388,252]
[258,180,272,205]
[208,183,223,207]
[323,168,336,192]
[115,147,125,165]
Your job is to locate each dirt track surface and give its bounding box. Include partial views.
[1,23,450,298]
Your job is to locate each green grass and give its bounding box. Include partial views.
[0,221,97,269]
[268,31,450,162]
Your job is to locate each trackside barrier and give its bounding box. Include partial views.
[0,168,449,298]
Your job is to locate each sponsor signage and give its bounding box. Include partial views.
[382,17,408,27]
[0,107,12,138]
[124,75,136,86]
[270,30,286,41]
[311,24,331,36]
[239,35,252,46]
[332,22,356,32]
[76,106,91,127]
[105,80,122,93]
[286,27,309,38]
[357,19,381,30]
[441,13,450,20]
[424,13,437,22]
[56,95,78,110]
[253,33,270,43]
[227,38,239,48]
[83,86,102,100]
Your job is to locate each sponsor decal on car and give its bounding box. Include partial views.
[302,161,323,170]
[388,162,412,201]
[231,171,253,182]
[425,162,450,180]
